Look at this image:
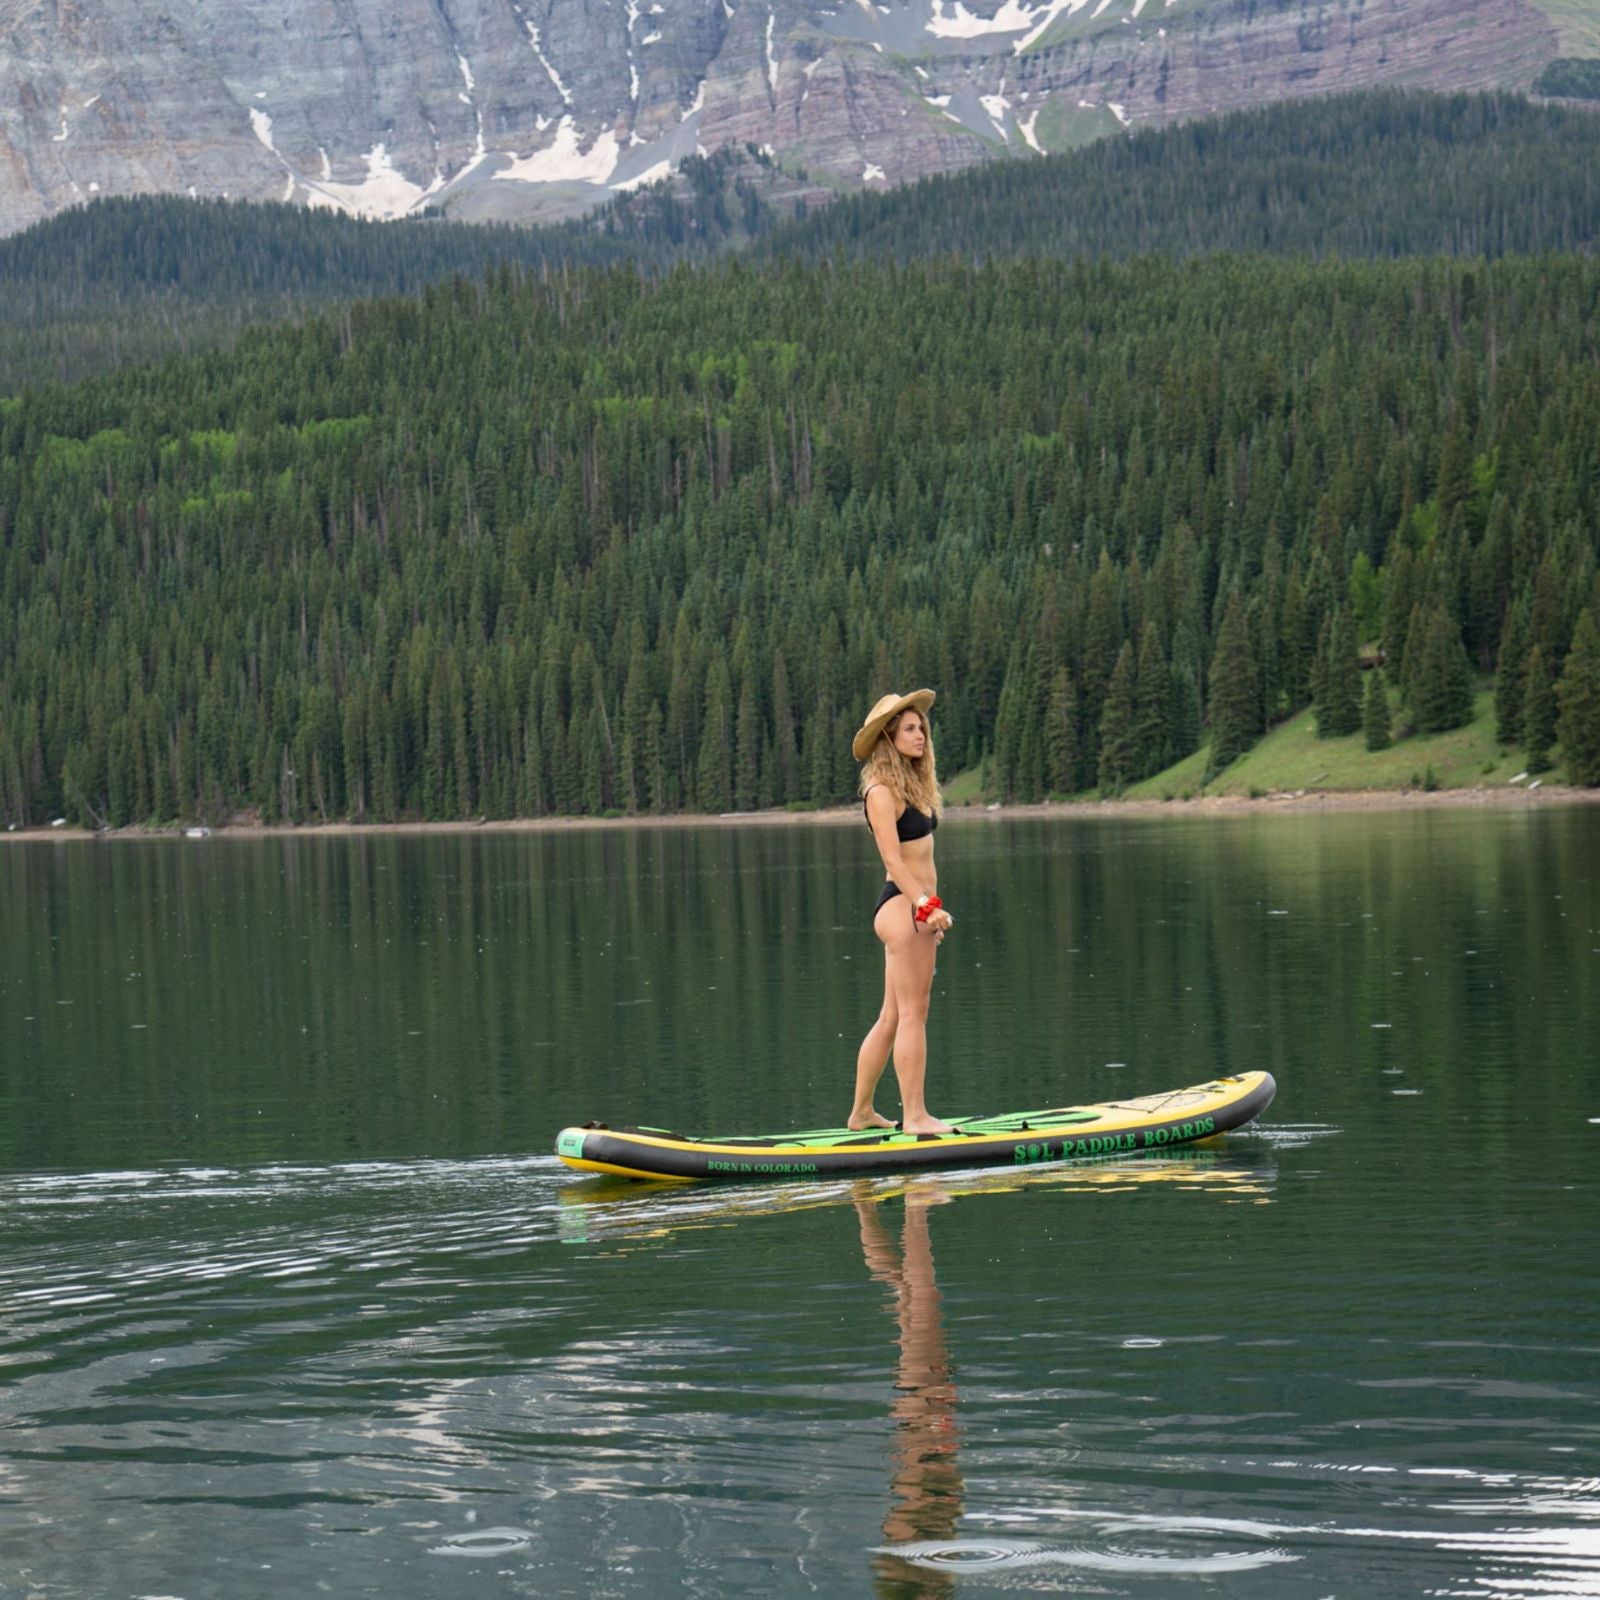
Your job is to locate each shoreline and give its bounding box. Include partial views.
[6,782,1597,843]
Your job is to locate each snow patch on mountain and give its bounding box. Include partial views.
[980,91,1011,139]
[306,144,444,218]
[925,0,1032,38]
[1014,0,1097,51]
[495,118,622,185]
[626,0,642,99]
[924,0,1094,47]
[521,20,575,106]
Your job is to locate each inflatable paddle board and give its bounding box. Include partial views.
[555,1071,1275,1182]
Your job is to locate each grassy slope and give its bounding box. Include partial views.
[942,766,990,807]
[1127,684,1540,800]
[1530,0,1600,56]
[946,681,1569,804]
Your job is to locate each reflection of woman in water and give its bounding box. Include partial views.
[854,1183,963,1598]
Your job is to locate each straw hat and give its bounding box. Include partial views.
[852,689,936,761]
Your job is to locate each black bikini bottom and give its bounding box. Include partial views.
[872,881,902,922]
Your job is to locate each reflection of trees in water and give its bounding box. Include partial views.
[855,1183,963,1600]
[25,811,1590,1174]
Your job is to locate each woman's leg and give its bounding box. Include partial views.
[880,900,951,1135]
[849,960,899,1129]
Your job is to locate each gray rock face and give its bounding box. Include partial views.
[0,0,1570,235]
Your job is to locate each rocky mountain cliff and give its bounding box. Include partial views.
[0,0,1584,236]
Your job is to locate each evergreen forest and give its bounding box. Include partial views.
[4,89,1600,829]
[5,244,1600,829]
[755,91,1600,266]
[0,152,763,391]
[6,91,1600,389]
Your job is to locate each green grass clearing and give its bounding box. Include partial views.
[941,762,992,807]
[1126,683,1540,799]
[945,680,1572,805]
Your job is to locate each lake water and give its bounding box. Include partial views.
[2,807,1598,1599]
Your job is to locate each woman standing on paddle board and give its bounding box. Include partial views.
[849,690,956,1136]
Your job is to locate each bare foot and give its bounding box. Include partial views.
[900,1116,956,1136]
[847,1109,896,1131]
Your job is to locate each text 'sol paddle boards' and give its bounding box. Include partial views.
[556,1071,1275,1182]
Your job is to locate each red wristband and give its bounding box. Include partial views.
[914,895,943,924]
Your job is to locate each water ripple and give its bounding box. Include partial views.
[0,1155,574,1353]
[881,1529,1299,1575]
[428,1525,536,1558]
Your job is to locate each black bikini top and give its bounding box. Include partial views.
[863,787,937,842]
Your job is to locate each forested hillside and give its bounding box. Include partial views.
[6,92,1600,391]
[0,152,766,390]
[4,250,1599,830]
[759,91,1600,265]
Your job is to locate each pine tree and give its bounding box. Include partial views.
[370,693,399,821]
[734,677,761,810]
[1494,594,1532,746]
[770,650,797,802]
[1278,569,1314,712]
[1080,553,1125,722]
[965,566,1010,744]
[698,657,734,812]
[520,714,547,817]
[1407,606,1475,734]
[1314,609,1362,737]
[803,708,830,805]
[1466,495,1510,668]
[1132,623,1171,778]
[1380,544,1420,687]
[1013,643,1047,802]
[1398,601,1429,709]
[1529,548,1571,668]
[1207,593,1260,770]
[1308,605,1330,719]
[1522,645,1557,774]
[1097,642,1138,794]
[620,652,653,813]
[1168,663,1202,763]
[1556,610,1600,786]
[450,657,473,816]
[1044,667,1080,796]
[341,690,366,820]
[1363,667,1392,752]
[643,702,667,814]
[991,642,1028,801]
[1435,423,1476,533]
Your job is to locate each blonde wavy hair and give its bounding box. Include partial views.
[858,710,942,818]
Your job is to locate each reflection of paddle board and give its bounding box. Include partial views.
[555,1072,1276,1182]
